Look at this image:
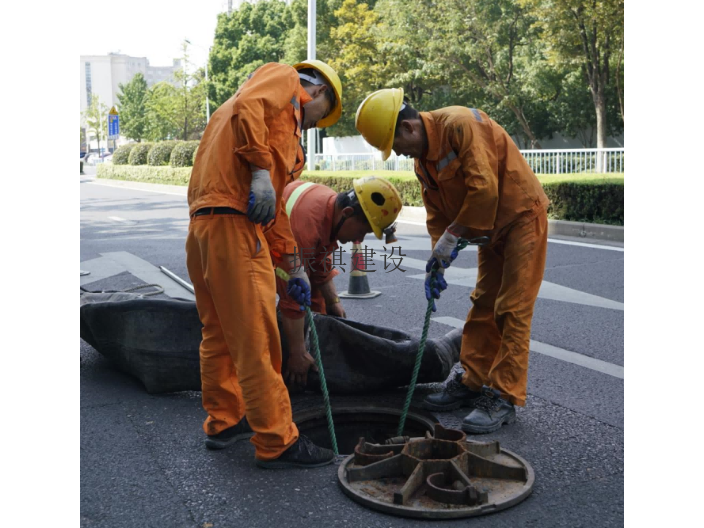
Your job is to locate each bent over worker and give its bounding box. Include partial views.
[277,176,402,389]
[355,89,549,434]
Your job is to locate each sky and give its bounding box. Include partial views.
[78,0,229,68]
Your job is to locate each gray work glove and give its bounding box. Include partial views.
[247,168,276,225]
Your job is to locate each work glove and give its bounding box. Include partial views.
[426,229,460,272]
[286,259,312,310]
[424,267,448,313]
[247,168,276,225]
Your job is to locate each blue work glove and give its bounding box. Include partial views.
[247,168,276,225]
[287,278,311,310]
[285,258,312,310]
[426,229,460,272]
[424,268,448,312]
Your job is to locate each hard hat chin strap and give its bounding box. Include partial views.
[331,189,358,241]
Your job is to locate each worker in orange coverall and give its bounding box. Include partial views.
[277,176,402,389]
[185,60,343,468]
[355,89,549,434]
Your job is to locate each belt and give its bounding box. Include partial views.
[193,207,245,217]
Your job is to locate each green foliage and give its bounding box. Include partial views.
[97,164,192,186]
[117,73,149,142]
[544,180,624,225]
[82,95,109,152]
[147,140,180,166]
[113,144,135,165]
[128,143,154,165]
[170,141,198,167]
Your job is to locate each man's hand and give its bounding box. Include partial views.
[247,168,276,225]
[326,302,347,318]
[424,267,448,312]
[426,229,460,272]
[284,254,312,309]
[284,344,318,389]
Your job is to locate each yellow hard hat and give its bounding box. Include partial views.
[355,88,404,161]
[353,176,403,239]
[293,60,342,128]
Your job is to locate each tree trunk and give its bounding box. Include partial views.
[615,45,624,123]
[593,87,607,171]
[507,103,541,149]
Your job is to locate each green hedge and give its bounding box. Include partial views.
[544,180,624,225]
[300,172,624,224]
[170,141,200,167]
[300,173,424,207]
[113,143,137,165]
[97,164,192,185]
[95,166,624,225]
[128,143,153,165]
[147,140,179,166]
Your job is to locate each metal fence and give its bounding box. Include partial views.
[312,148,624,174]
[312,153,416,172]
[519,148,624,174]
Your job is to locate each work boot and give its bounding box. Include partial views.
[419,365,482,411]
[205,417,253,450]
[256,434,335,469]
[461,386,516,434]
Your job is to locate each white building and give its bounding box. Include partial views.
[80,53,182,153]
[79,53,181,116]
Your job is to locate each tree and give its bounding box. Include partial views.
[82,95,108,155]
[209,1,293,110]
[328,0,386,136]
[144,82,180,141]
[544,65,621,147]
[142,43,208,142]
[374,0,443,108]
[117,73,148,142]
[172,41,207,140]
[522,0,624,149]
[435,0,552,147]
[614,39,624,123]
[373,0,564,147]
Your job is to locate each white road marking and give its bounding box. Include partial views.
[108,216,131,223]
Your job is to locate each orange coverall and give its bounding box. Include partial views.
[185,63,311,460]
[276,181,340,319]
[416,107,549,406]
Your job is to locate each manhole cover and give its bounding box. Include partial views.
[337,424,534,519]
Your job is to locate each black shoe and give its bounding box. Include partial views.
[419,366,482,411]
[461,386,516,434]
[255,434,335,469]
[205,417,253,450]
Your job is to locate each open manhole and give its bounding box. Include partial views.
[293,405,435,454]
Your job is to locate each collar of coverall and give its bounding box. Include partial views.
[297,85,313,130]
[419,112,441,162]
[298,85,313,107]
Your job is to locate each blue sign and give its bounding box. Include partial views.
[108,114,120,138]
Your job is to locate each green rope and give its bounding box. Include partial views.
[396,237,478,436]
[276,267,339,456]
[305,306,339,455]
[397,294,436,436]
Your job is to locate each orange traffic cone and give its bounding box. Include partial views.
[339,241,381,299]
